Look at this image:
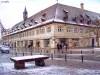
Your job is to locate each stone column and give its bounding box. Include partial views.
[56,39,60,43]
[68,39,73,48]
[33,40,36,48]
[16,41,18,48]
[22,41,25,47]
[79,38,84,47]
[32,40,34,48]
[21,41,23,48]
[50,39,56,48]
[40,40,44,48]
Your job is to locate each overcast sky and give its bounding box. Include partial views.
[0,0,100,29]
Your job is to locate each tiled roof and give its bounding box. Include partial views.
[10,3,100,34]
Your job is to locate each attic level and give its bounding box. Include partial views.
[10,3,100,34]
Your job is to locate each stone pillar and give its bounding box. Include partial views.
[21,41,23,48]
[16,41,18,47]
[19,41,20,48]
[50,39,56,48]
[79,38,84,47]
[84,38,89,47]
[19,41,23,48]
[12,42,14,48]
[32,40,34,48]
[27,40,30,46]
[33,40,36,48]
[68,39,73,48]
[23,41,25,47]
[40,40,44,48]
[56,39,60,43]
[17,41,19,48]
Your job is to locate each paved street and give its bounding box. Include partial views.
[1,48,100,75]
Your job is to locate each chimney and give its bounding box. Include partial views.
[81,3,84,10]
[80,3,84,15]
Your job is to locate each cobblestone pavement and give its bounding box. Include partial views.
[1,48,100,75]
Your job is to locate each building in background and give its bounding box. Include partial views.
[1,3,100,49]
[0,20,6,44]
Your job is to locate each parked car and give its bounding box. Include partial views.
[0,45,10,53]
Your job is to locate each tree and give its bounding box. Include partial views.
[90,19,100,47]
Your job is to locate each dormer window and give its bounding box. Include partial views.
[23,23,26,28]
[34,21,38,24]
[87,20,91,24]
[21,27,23,29]
[29,23,32,26]
[85,14,90,19]
[41,17,46,22]
[72,17,77,22]
[16,26,19,30]
[42,12,46,17]
[31,19,33,22]
[63,9,68,14]
[80,14,83,18]
[79,14,84,23]
[41,13,47,22]
[63,16,68,21]
[80,19,84,23]
[23,23,25,25]
[63,9,68,21]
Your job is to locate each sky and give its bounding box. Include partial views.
[0,0,100,29]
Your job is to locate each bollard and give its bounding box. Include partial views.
[47,50,48,53]
[18,49,19,52]
[23,52,24,56]
[41,50,42,53]
[31,51,32,55]
[15,52,17,56]
[70,50,72,54]
[65,54,67,61]
[92,49,94,54]
[66,49,67,53]
[54,50,55,54]
[62,51,63,54]
[81,55,83,62]
[51,54,53,60]
[81,50,82,54]
[40,52,41,55]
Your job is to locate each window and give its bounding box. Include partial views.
[47,27,51,32]
[67,26,73,32]
[58,26,63,32]
[44,39,49,47]
[22,32,24,37]
[40,28,45,34]
[85,29,89,33]
[80,28,84,33]
[32,30,34,35]
[74,28,78,33]
[36,29,39,35]
[28,31,31,36]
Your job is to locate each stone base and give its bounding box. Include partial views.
[14,61,25,69]
[35,60,45,66]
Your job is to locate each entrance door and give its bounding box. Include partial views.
[92,38,94,48]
